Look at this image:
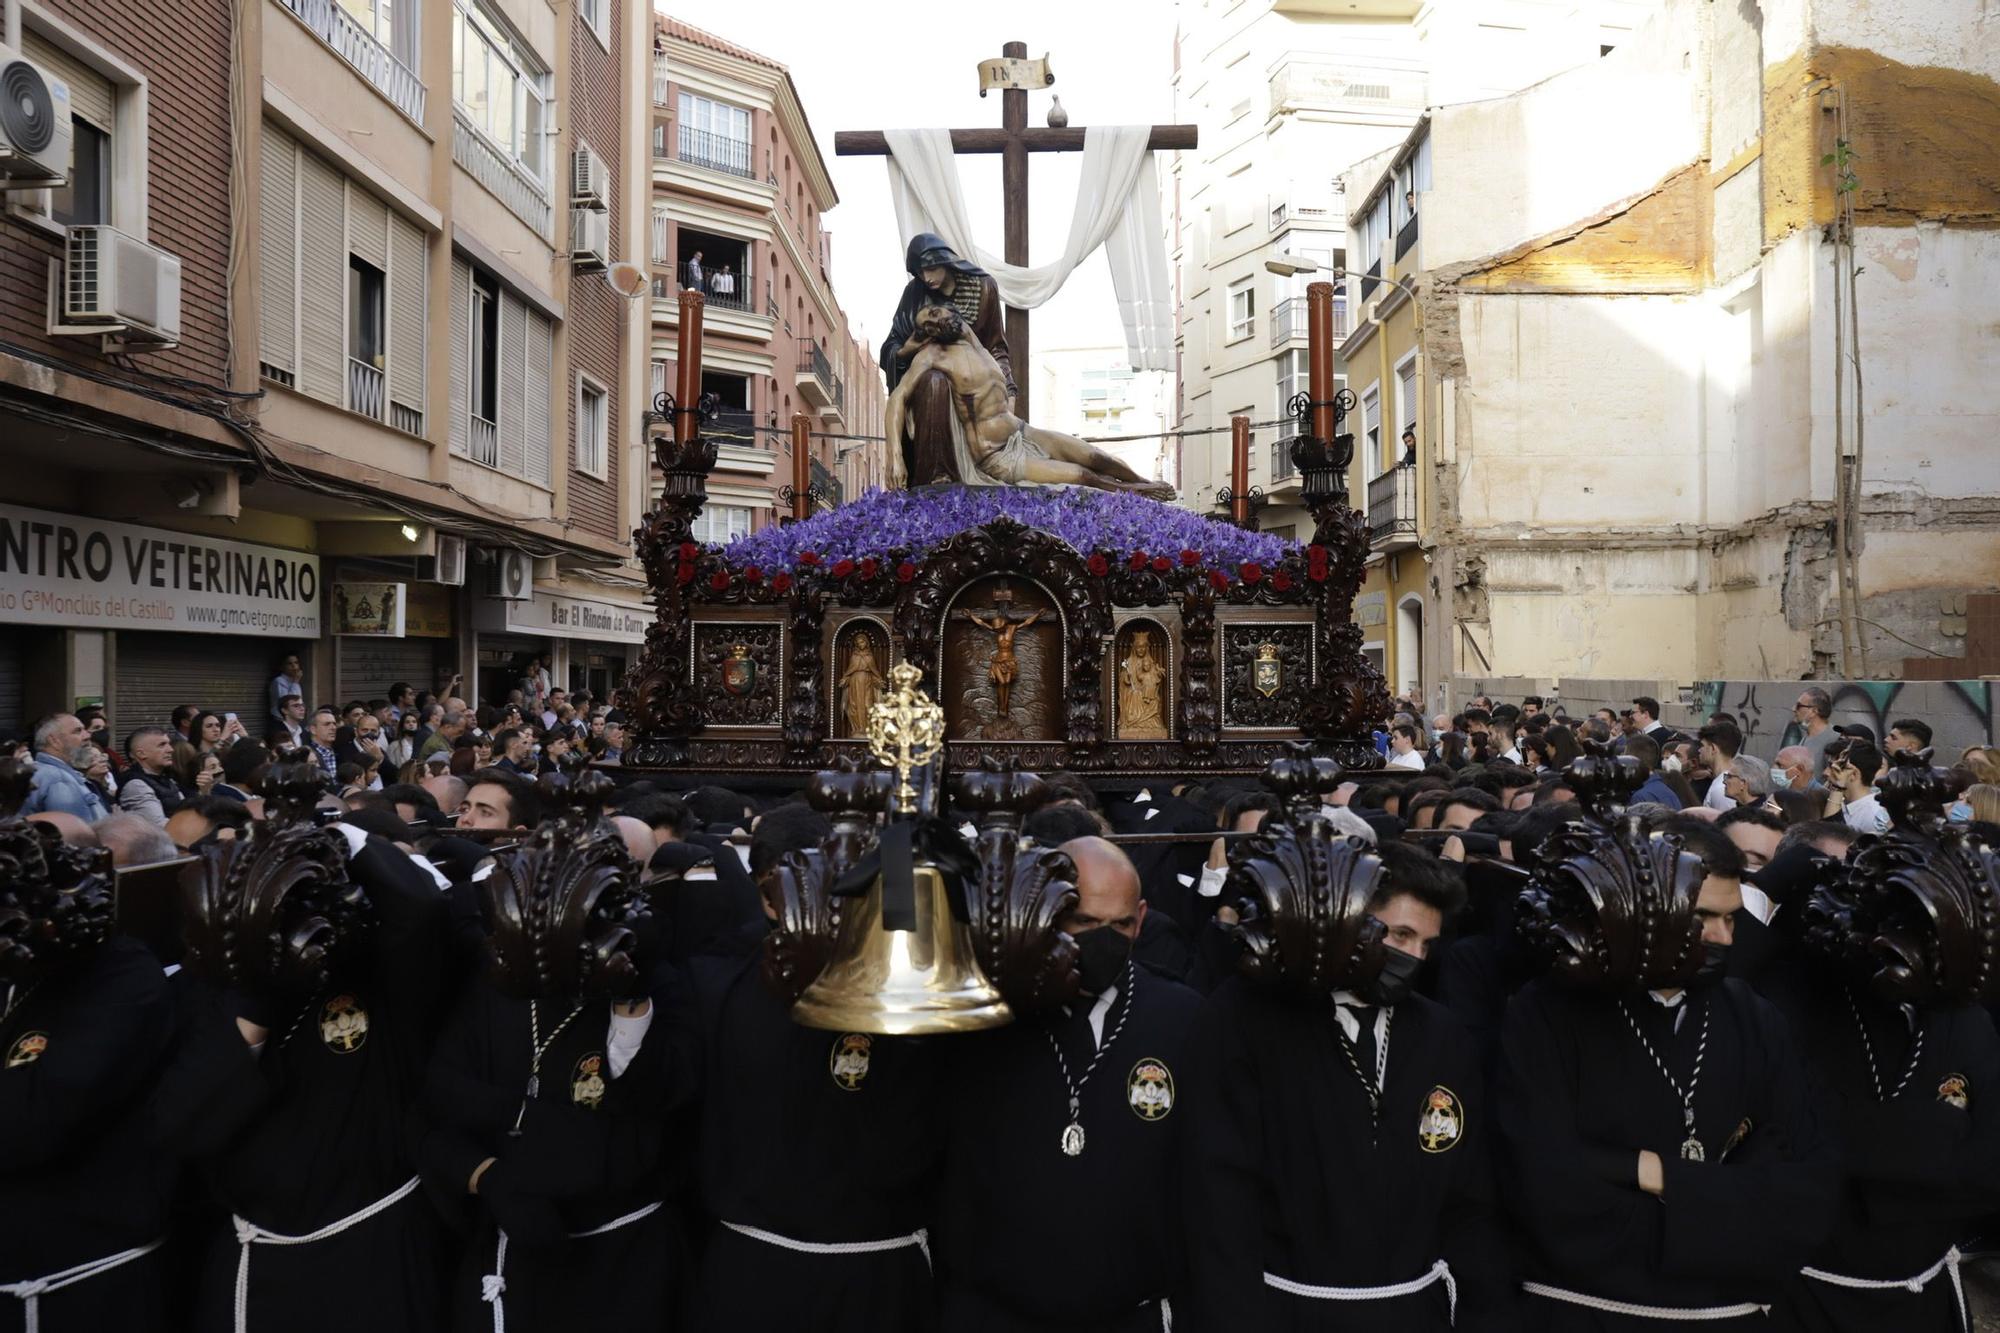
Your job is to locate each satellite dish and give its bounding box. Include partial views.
[604,262,649,300]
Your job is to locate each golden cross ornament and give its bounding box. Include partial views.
[867,662,946,814]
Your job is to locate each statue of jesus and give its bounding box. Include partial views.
[962,607,1044,717]
[887,305,1173,498]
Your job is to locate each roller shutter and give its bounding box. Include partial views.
[388,215,427,419]
[498,292,527,477]
[258,125,298,380]
[449,257,471,456]
[114,634,273,737]
[524,308,553,487]
[298,150,345,405]
[336,635,439,703]
[0,634,23,739]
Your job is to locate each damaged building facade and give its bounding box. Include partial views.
[1341,0,2000,704]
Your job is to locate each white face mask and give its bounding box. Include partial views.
[1661,755,1683,773]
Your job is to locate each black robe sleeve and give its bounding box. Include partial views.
[1180,991,1284,1333]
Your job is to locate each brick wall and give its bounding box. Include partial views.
[0,0,233,390]
[564,7,623,541]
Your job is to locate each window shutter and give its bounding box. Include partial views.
[348,184,388,269]
[449,257,470,456]
[258,125,298,380]
[297,150,345,405]
[525,310,553,486]
[23,32,114,132]
[388,215,427,417]
[498,292,528,477]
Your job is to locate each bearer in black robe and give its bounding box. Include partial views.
[1760,756,2000,1331]
[686,804,940,1333]
[1500,763,1839,1330]
[1183,836,1517,1332]
[417,768,699,1332]
[176,771,454,1333]
[932,836,1200,1332]
[0,788,176,1333]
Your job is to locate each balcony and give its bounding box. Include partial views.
[1270,433,1298,482]
[681,262,751,312]
[678,126,754,179]
[1360,259,1382,303]
[1270,296,1352,348]
[1395,212,1420,262]
[708,407,757,447]
[652,53,668,106]
[452,109,552,240]
[277,0,425,126]
[795,338,837,410]
[347,356,385,422]
[468,414,498,468]
[1366,462,1417,549]
[811,456,843,510]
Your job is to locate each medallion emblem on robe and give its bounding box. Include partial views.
[1939,1074,1971,1110]
[572,1052,607,1108]
[1417,1085,1463,1152]
[830,1032,874,1091]
[5,1031,47,1067]
[1127,1058,1175,1121]
[319,995,368,1053]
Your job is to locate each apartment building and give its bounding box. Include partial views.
[0,0,655,732]
[1033,346,1173,487]
[648,16,887,541]
[1348,0,2000,699]
[1167,0,1653,544]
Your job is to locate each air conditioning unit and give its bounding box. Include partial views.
[419,534,466,585]
[0,45,71,187]
[485,549,534,602]
[54,226,182,348]
[569,207,609,272]
[570,144,607,209]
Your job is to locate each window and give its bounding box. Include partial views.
[576,375,607,478]
[1396,357,1418,447]
[51,120,110,227]
[337,0,418,63]
[1360,384,1382,482]
[452,0,550,180]
[349,257,386,367]
[470,270,499,425]
[677,92,751,176]
[1227,278,1255,341]
[692,505,752,546]
[577,0,607,46]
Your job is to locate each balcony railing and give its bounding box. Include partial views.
[1271,433,1297,481]
[347,356,385,422]
[811,456,843,508]
[1360,259,1382,302]
[680,262,751,312]
[278,0,425,125]
[452,109,552,240]
[1366,462,1417,547]
[468,414,498,467]
[652,54,668,106]
[1271,295,1353,347]
[709,407,757,446]
[678,125,753,179]
[1395,212,1420,261]
[798,338,834,393]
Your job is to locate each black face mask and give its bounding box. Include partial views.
[1365,946,1424,1007]
[1690,940,1731,988]
[1073,926,1133,995]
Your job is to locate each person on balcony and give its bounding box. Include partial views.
[683,250,705,294]
[711,264,736,305]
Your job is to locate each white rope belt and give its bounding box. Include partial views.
[1802,1246,1964,1328]
[484,1200,664,1333]
[232,1175,420,1333]
[1522,1280,1768,1321]
[1,1239,163,1333]
[1266,1259,1456,1324]
[722,1219,931,1270]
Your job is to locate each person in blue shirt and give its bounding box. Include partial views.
[22,712,110,822]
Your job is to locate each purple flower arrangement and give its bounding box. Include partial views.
[718,486,1297,574]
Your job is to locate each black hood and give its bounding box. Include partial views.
[904,231,983,279]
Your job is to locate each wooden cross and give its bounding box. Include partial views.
[833,41,1198,420]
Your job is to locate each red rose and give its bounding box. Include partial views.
[1209,570,1230,591]
[1240,561,1264,584]
[770,571,793,594]
[675,561,694,586]
[1150,555,1172,574]
[1306,544,1329,582]
[896,560,918,584]
[859,557,879,580]
[1271,570,1294,592]
[744,565,765,584]
[798,550,821,567]
[1129,550,1149,571]
[1180,548,1201,567]
[709,570,731,592]
[1087,553,1110,577]
[679,541,698,561]
[831,558,856,579]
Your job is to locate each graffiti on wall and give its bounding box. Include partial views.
[1694,679,1996,760]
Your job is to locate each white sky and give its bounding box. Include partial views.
[657,0,1181,360]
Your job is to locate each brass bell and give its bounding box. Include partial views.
[791,663,1011,1035]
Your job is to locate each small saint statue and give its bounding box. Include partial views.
[838,634,886,738]
[1117,629,1168,740]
